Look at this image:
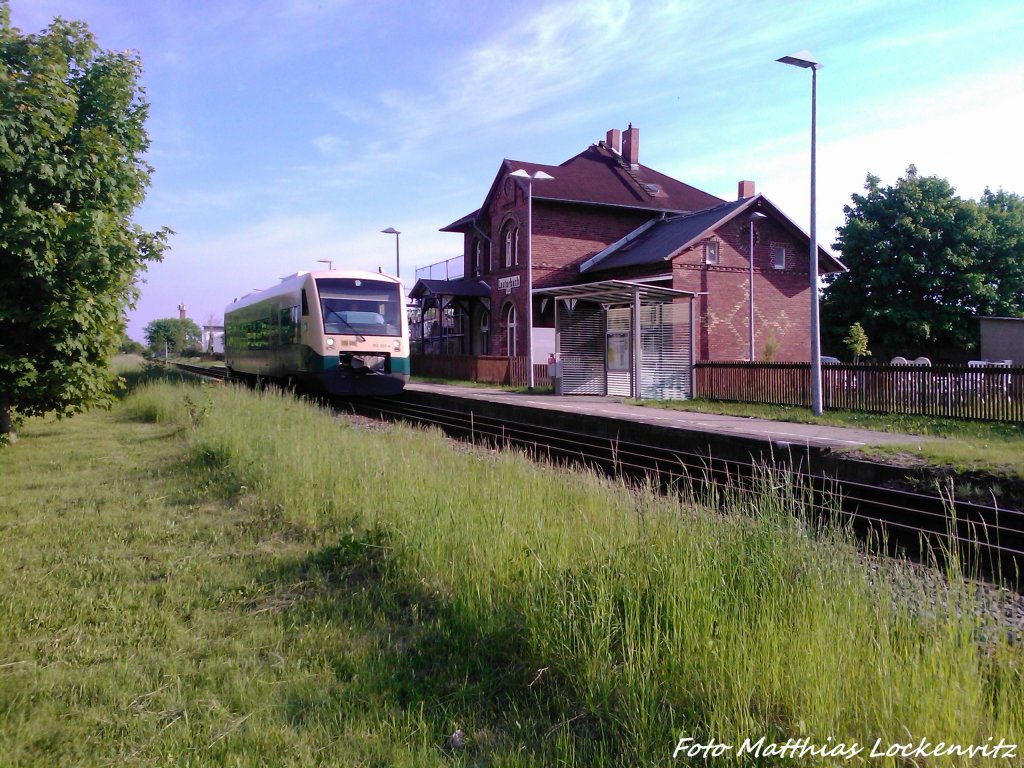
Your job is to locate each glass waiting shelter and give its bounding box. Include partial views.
[535,280,695,400]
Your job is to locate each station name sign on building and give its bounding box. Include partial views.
[498,275,520,294]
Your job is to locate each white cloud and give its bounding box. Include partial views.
[676,62,1024,253]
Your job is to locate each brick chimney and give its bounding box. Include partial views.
[605,128,621,154]
[737,180,755,199]
[178,303,186,320]
[622,123,639,169]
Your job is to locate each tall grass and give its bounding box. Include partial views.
[114,379,1024,763]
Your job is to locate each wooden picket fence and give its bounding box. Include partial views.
[694,362,1024,422]
[411,354,551,388]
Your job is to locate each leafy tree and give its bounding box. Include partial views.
[977,188,1024,317]
[144,318,201,357]
[823,166,1024,362]
[843,322,870,363]
[0,4,170,441]
[119,333,145,355]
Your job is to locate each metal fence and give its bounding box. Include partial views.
[693,362,1024,422]
[414,256,464,282]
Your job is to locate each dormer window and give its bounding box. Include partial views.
[705,241,719,265]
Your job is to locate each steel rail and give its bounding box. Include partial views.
[171,362,228,380]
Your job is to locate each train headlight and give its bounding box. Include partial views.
[392,339,400,350]
[326,338,335,348]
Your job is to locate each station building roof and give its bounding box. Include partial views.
[581,194,846,275]
[441,142,724,233]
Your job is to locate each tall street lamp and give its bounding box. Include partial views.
[381,227,401,278]
[509,168,554,389]
[777,49,824,416]
[748,210,767,361]
[316,259,333,270]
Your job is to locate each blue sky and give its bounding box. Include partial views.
[9,0,1024,341]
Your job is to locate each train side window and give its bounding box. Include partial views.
[301,290,309,316]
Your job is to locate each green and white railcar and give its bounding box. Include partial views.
[225,270,409,395]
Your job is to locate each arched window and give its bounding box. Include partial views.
[503,222,518,268]
[480,310,490,353]
[476,239,485,274]
[504,303,517,356]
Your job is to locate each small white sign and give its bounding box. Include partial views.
[498,275,520,294]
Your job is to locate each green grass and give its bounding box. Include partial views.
[1,373,1021,765]
[634,397,1024,477]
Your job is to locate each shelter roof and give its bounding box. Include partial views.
[533,279,693,307]
[408,277,491,300]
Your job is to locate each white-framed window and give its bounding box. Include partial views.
[502,222,519,268]
[480,310,490,353]
[771,245,786,270]
[504,303,517,356]
[475,239,484,275]
[705,241,719,265]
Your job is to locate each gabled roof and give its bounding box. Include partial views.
[582,194,846,275]
[441,143,724,232]
[408,277,491,301]
[439,209,480,233]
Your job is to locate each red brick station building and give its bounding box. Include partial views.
[410,125,844,398]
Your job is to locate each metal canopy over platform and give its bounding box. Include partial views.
[533,279,694,305]
[534,280,694,400]
[409,278,491,302]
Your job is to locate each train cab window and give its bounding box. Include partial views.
[301,290,309,316]
[316,277,402,337]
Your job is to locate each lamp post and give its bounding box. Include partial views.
[316,259,333,271]
[381,227,401,278]
[748,211,767,361]
[509,169,554,389]
[777,49,823,416]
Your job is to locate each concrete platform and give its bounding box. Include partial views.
[405,381,924,453]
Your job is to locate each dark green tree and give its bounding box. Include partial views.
[977,188,1024,317]
[822,166,1023,362]
[0,4,170,441]
[144,318,202,357]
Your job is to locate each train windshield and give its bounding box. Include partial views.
[316,278,402,337]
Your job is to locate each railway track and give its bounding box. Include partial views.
[172,363,1024,586]
[347,393,1024,587]
[171,362,228,380]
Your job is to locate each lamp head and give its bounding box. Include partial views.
[777,50,822,69]
[510,168,555,182]
[381,227,400,235]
